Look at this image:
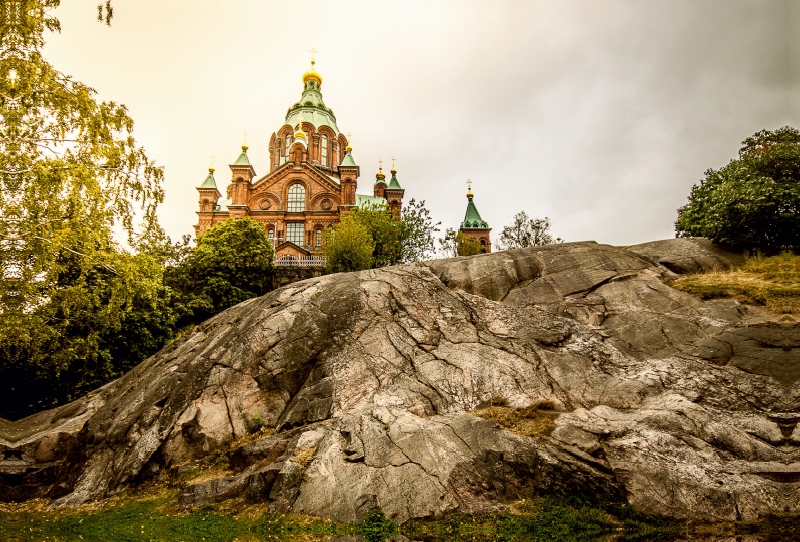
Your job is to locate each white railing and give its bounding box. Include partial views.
[276,255,327,268]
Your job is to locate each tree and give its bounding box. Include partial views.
[497,212,562,249]
[438,228,484,257]
[165,218,275,327]
[351,204,404,268]
[323,213,375,273]
[400,199,440,263]
[676,127,800,251]
[0,1,168,417]
[324,200,439,271]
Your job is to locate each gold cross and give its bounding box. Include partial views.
[467,179,472,191]
[210,155,215,168]
[309,47,318,65]
[392,157,396,169]
[243,132,247,145]
[378,159,383,170]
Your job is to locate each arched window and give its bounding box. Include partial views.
[321,135,328,166]
[316,228,322,246]
[287,183,305,212]
[285,135,291,156]
[268,228,275,243]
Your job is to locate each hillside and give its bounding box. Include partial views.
[0,240,797,524]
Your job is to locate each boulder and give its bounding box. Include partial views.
[627,237,745,274]
[0,241,797,524]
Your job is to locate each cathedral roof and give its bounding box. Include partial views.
[214,198,232,212]
[357,194,387,208]
[199,168,217,188]
[232,146,251,166]
[284,67,340,134]
[340,150,357,167]
[461,188,489,229]
[387,170,402,190]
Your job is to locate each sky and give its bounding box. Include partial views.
[44,0,798,247]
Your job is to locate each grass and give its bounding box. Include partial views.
[0,492,685,542]
[670,251,800,316]
[470,397,558,438]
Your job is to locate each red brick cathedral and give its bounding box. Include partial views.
[194,58,405,263]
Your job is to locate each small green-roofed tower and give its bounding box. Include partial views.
[373,159,387,198]
[459,180,492,253]
[338,138,359,206]
[196,166,222,221]
[384,158,405,215]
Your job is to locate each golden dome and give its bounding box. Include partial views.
[376,161,386,180]
[302,59,323,85]
[294,122,306,139]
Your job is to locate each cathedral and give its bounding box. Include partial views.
[194,57,492,262]
[194,58,405,264]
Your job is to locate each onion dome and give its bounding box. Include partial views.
[375,161,387,186]
[284,54,340,134]
[302,57,323,86]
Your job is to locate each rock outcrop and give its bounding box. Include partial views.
[0,240,798,523]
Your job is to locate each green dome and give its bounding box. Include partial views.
[284,79,340,134]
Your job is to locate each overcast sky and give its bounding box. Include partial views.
[45,0,797,247]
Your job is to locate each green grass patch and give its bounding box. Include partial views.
[670,251,800,315]
[0,493,687,542]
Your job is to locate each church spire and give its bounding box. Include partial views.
[387,157,402,189]
[199,166,217,188]
[461,180,489,229]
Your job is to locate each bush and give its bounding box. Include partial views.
[323,213,376,273]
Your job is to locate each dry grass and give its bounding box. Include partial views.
[670,252,800,315]
[470,399,558,438]
[293,446,317,467]
[229,425,275,449]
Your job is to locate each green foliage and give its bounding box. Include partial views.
[357,510,398,542]
[352,205,404,267]
[400,198,440,262]
[498,212,562,249]
[323,200,439,272]
[323,212,376,273]
[439,228,484,257]
[166,217,275,327]
[0,1,168,418]
[676,126,800,251]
